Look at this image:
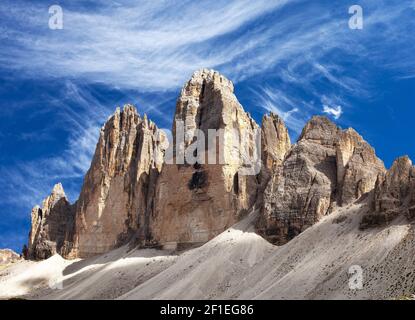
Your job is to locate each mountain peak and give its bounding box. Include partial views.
[24,70,413,262]
[391,155,412,169]
[182,68,234,96]
[298,115,340,145]
[51,182,66,198]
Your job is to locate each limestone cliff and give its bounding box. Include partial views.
[26,69,410,259]
[0,249,21,264]
[27,183,75,260]
[261,112,291,172]
[336,128,385,206]
[150,69,260,249]
[69,105,166,257]
[258,116,385,245]
[361,156,415,228]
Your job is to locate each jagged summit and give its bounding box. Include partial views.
[27,183,74,260]
[0,249,20,264]
[51,182,65,196]
[361,155,415,228]
[152,68,259,248]
[25,70,414,260]
[185,68,234,92]
[298,115,340,145]
[47,183,67,205]
[261,112,291,171]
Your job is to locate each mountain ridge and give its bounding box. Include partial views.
[23,69,415,260]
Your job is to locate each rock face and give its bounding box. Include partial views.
[26,69,406,259]
[361,156,415,228]
[0,249,20,264]
[149,69,260,249]
[258,116,385,245]
[336,128,385,206]
[69,105,166,258]
[255,112,291,213]
[258,116,340,244]
[261,112,291,172]
[27,183,75,260]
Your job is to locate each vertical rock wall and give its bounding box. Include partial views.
[26,69,402,259]
[70,105,166,257]
[27,183,75,260]
[150,69,260,249]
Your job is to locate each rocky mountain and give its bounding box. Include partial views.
[70,105,166,258]
[0,249,20,265]
[150,69,260,249]
[27,183,75,260]
[257,116,386,245]
[361,156,415,229]
[25,69,414,261]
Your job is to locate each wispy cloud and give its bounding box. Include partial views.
[1,0,415,251]
[0,80,173,208]
[251,85,309,134]
[0,0,290,90]
[0,81,105,208]
[323,105,343,119]
[0,1,413,102]
[1,0,414,188]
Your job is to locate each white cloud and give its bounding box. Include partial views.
[0,0,414,213]
[1,0,412,93]
[0,80,174,208]
[323,105,342,119]
[251,85,310,134]
[0,0,290,90]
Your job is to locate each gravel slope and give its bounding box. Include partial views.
[1,202,413,300]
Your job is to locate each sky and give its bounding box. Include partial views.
[0,0,414,252]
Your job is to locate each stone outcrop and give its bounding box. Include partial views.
[26,69,406,258]
[258,116,385,245]
[361,156,415,228]
[336,128,385,206]
[0,249,20,264]
[69,105,166,258]
[255,113,291,227]
[261,112,291,172]
[149,69,260,249]
[258,116,340,244]
[27,183,75,260]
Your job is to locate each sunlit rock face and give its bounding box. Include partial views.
[258,116,385,245]
[0,249,21,264]
[150,69,260,249]
[336,128,385,206]
[69,105,166,258]
[25,69,403,259]
[260,112,291,173]
[361,156,415,229]
[27,183,75,260]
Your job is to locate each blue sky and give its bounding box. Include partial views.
[0,0,414,252]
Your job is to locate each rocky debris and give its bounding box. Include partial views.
[258,116,385,245]
[70,105,167,258]
[27,183,75,260]
[361,156,415,229]
[150,69,260,249]
[0,249,21,264]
